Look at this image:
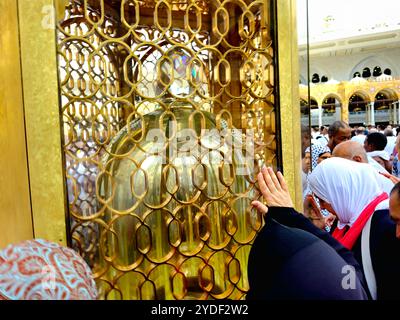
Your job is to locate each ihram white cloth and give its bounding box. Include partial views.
[367,155,389,174]
[308,157,386,230]
[367,150,390,161]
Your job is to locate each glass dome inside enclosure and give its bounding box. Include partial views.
[55,0,278,299]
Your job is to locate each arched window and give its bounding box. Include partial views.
[375,92,390,111]
[362,67,371,78]
[373,66,382,77]
[322,97,340,113]
[312,73,320,83]
[300,98,309,116]
[321,75,328,82]
[384,68,392,76]
[310,98,318,110]
[349,94,367,113]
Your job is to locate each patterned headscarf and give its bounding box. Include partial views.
[0,239,97,300]
[304,144,333,231]
[305,144,331,171]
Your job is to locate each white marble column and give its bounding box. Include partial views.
[370,102,375,126]
[318,106,322,127]
[392,102,397,125]
[366,104,370,125]
[398,101,400,125]
[335,103,341,121]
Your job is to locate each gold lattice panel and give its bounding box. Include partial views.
[56,0,277,299]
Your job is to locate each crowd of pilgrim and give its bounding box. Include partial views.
[247,121,400,300]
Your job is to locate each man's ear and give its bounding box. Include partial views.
[353,155,362,163]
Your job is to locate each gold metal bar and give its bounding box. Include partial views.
[0,0,33,248]
[276,0,302,211]
[18,0,68,245]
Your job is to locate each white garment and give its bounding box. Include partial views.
[308,157,384,230]
[311,131,319,139]
[365,162,394,195]
[351,134,366,145]
[385,136,396,156]
[367,155,389,174]
[311,138,319,146]
[375,198,390,211]
[367,150,390,161]
[315,135,329,147]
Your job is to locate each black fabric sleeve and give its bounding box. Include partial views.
[266,206,368,292]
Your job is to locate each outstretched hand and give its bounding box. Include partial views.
[380,171,400,184]
[251,167,294,214]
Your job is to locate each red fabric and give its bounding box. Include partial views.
[332,192,388,250]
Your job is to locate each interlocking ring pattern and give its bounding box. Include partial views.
[56,0,277,299]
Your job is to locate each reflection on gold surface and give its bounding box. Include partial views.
[277,0,302,211]
[56,0,277,299]
[99,105,259,299]
[18,0,67,245]
[0,0,33,247]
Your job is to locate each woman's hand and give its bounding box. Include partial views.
[251,167,294,213]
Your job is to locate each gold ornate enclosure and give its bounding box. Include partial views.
[55,0,277,299]
[0,0,301,300]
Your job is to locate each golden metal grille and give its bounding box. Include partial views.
[56,0,277,299]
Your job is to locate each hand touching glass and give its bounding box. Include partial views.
[251,167,294,214]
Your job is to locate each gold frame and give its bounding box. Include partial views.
[277,0,302,210]
[0,0,33,247]
[18,0,67,245]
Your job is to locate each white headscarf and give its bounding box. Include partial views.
[308,157,386,229]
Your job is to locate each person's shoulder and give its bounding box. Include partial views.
[373,209,393,224]
[371,209,397,241]
[256,218,319,257]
